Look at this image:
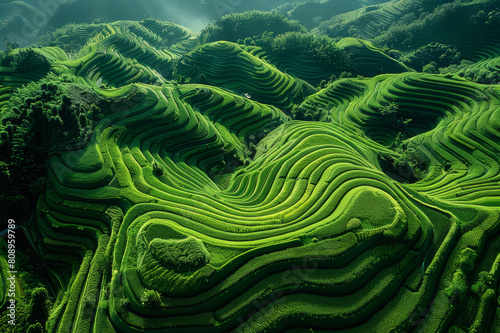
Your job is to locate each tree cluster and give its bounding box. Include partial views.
[289,104,328,122]
[199,10,307,44]
[254,31,346,71]
[379,102,413,139]
[1,48,51,74]
[401,42,462,72]
[140,289,163,308]
[319,0,500,55]
[0,74,102,223]
[439,60,500,85]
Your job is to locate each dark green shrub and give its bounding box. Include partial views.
[380,101,399,116]
[463,67,500,85]
[471,271,495,295]
[28,287,49,327]
[379,142,428,184]
[458,247,477,273]
[140,289,163,307]
[379,102,413,139]
[149,237,210,272]
[152,161,164,176]
[445,270,467,302]
[116,298,130,313]
[393,147,426,180]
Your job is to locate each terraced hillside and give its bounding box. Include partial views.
[1,11,500,333]
[238,36,411,85]
[317,0,500,58]
[320,0,415,40]
[176,41,316,108]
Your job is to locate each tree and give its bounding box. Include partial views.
[445,271,467,302]
[458,247,477,273]
[199,11,306,44]
[140,289,163,307]
[471,271,494,295]
[152,161,165,176]
[28,287,49,327]
[380,101,399,116]
[12,48,51,73]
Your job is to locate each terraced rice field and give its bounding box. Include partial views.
[178,41,314,108]
[320,0,414,40]
[1,15,500,333]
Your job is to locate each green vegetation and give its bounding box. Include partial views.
[0,2,500,332]
[140,289,163,308]
[149,237,210,272]
[37,21,109,55]
[10,49,51,74]
[255,32,343,69]
[239,31,351,85]
[199,10,306,44]
[27,287,50,328]
[471,271,495,295]
[0,74,102,221]
[175,41,316,109]
[401,42,462,72]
